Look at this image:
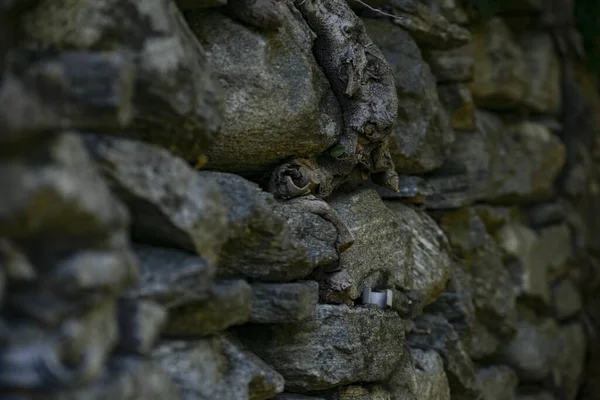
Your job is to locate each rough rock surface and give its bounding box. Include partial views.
[83,135,227,263]
[519,32,561,115]
[320,189,411,304]
[551,278,582,320]
[500,317,559,382]
[407,314,480,399]
[439,208,518,337]
[411,349,451,400]
[554,323,586,400]
[423,46,474,83]
[237,305,405,392]
[125,245,215,308]
[385,201,451,305]
[476,366,518,400]
[155,336,284,400]
[22,0,224,159]
[250,281,319,324]
[467,18,529,109]
[364,18,454,174]
[437,83,476,131]
[204,172,338,282]
[187,6,342,175]
[426,113,566,208]
[115,299,167,355]
[164,280,251,337]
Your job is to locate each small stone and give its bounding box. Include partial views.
[83,135,227,264]
[250,281,318,324]
[237,305,405,392]
[0,239,36,282]
[437,83,476,131]
[537,224,572,279]
[551,278,582,320]
[164,280,251,337]
[275,394,325,400]
[155,335,284,400]
[476,366,518,400]
[439,208,518,337]
[385,201,451,306]
[468,18,529,109]
[520,32,561,115]
[554,323,586,400]
[126,245,215,308]
[466,322,500,360]
[501,317,559,382]
[116,300,167,355]
[495,223,550,307]
[423,46,474,83]
[407,314,480,399]
[411,349,451,400]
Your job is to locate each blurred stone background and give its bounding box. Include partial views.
[0,0,599,399]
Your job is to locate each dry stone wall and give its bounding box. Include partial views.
[0,0,599,399]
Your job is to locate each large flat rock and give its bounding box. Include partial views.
[237,305,405,392]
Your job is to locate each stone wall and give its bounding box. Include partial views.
[1,0,599,399]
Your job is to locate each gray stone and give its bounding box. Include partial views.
[155,335,284,400]
[0,301,119,390]
[551,278,582,320]
[164,280,251,337]
[501,317,559,382]
[187,5,342,176]
[320,385,391,400]
[437,83,476,131]
[524,202,565,229]
[426,113,566,208]
[385,201,451,306]
[0,50,135,140]
[364,18,454,174]
[411,349,451,400]
[116,300,167,355]
[205,172,338,282]
[390,0,471,50]
[439,208,518,337]
[407,314,480,400]
[22,0,223,159]
[320,189,410,304]
[371,176,433,204]
[0,132,128,244]
[495,223,551,307]
[466,322,499,360]
[554,323,586,400]
[125,245,215,309]
[424,46,474,83]
[83,135,227,264]
[238,305,405,392]
[45,356,179,400]
[537,224,572,279]
[250,281,319,324]
[6,247,138,326]
[520,32,561,115]
[468,18,529,109]
[476,366,518,400]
